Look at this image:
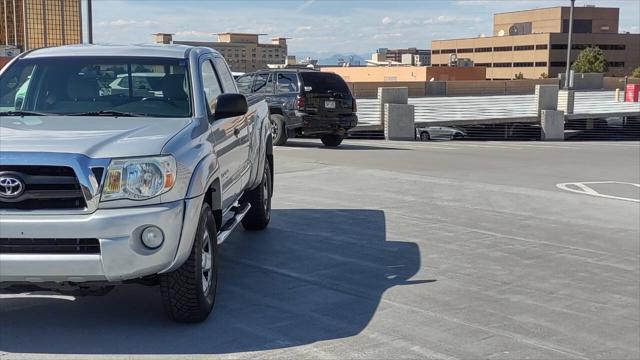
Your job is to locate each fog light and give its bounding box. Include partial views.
[141,226,164,249]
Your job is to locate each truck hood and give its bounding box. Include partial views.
[0,116,192,159]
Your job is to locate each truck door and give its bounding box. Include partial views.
[200,58,244,209]
[213,56,252,191]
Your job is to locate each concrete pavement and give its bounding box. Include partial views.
[1,139,639,359]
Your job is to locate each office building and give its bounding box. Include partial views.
[154,32,288,72]
[1,0,82,52]
[431,6,640,79]
[387,48,431,66]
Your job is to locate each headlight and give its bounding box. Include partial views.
[102,156,176,201]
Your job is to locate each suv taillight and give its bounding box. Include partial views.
[296,95,305,110]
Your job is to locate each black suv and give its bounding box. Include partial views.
[236,69,358,147]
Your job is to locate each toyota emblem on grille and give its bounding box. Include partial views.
[0,174,25,199]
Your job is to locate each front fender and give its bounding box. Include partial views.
[185,153,220,199]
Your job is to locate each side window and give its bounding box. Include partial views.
[252,73,273,94]
[213,57,237,93]
[236,74,254,95]
[201,60,222,114]
[276,73,299,93]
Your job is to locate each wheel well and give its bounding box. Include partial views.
[204,178,222,231]
[269,107,283,116]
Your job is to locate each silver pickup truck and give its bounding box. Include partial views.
[0,44,274,322]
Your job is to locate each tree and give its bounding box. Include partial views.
[571,47,608,73]
[514,72,524,80]
[632,67,640,78]
[540,72,549,79]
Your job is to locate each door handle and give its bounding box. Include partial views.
[234,128,240,136]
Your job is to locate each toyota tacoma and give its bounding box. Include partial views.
[0,44,274,322]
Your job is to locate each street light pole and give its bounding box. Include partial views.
[87,0,93,44]
[564,0,575,89]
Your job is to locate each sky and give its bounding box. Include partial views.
[91,0,640,57]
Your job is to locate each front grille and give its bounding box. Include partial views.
[0,165,88,210]
[0,238,100,254]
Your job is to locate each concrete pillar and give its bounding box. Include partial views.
[541,110,565,141]
[558,90,575,115]
[384,104,415,141]
[535,84,559,116]
[378,87,408,128]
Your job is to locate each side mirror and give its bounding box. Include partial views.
[212,93,248,122]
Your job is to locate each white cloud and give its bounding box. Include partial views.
[174,30,212,40]
[373,33,402,40]
[109,19,137,26]
[296,26,312,32]
[382,17,392,25]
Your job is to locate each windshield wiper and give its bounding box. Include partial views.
[0,110,52,116]
[67,110,145,117]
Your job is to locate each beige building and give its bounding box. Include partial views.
[431,6,640,79]
[321,66,486,82]
[154,32,288,73]
[1,0,82,51]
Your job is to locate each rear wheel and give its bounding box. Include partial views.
[160,203,217,323]
[241,159,272,231]
[270,114,288,146]
[320,134,344,147]
[420,132,430,141]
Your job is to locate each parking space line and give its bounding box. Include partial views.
[556,181,640,203]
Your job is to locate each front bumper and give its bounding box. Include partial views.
[0,197,201,283]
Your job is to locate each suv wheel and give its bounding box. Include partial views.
[420,132,430,141]
[270,114,288,146]
[160,203,217,323]
[320,134,344,147]
[241,159,272,231]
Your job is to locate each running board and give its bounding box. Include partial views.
[217,203,251,245]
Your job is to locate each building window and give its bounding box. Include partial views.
[535,62,548,67]
[475,63,492,68]
[608,61,625,68]
[572,44,589,50]
[514,45,534,51]
[562,19,593,34]
[551,44,568,50]
[440,49,456,54]
[475,47,492,53]
[493,46,513,52]
[597,44,626,50]
[493,62,512,68]
[513,62,534,67]
[432,50,441,54]
[550,61,567,67]
[536,44,548,50]
[458,48,473,53]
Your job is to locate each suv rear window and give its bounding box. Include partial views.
[300,72,350,95]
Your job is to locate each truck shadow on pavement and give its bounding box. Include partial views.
[0,209,429,355]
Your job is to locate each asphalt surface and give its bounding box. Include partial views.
[1,139,639,359]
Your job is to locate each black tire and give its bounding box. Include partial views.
[241,159,272,231]
[270,114,288,146]
[160,203,217,323]
[420,132,430,141]
[320,134,344,147]
[452,132,464,140]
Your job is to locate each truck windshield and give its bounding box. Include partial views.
[0,56,192,118]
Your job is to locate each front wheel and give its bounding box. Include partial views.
[320,134,344,147]
[420,132,430,141]
[270,114,288,146]
[160,203,217,323]
[241,159,272,231]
